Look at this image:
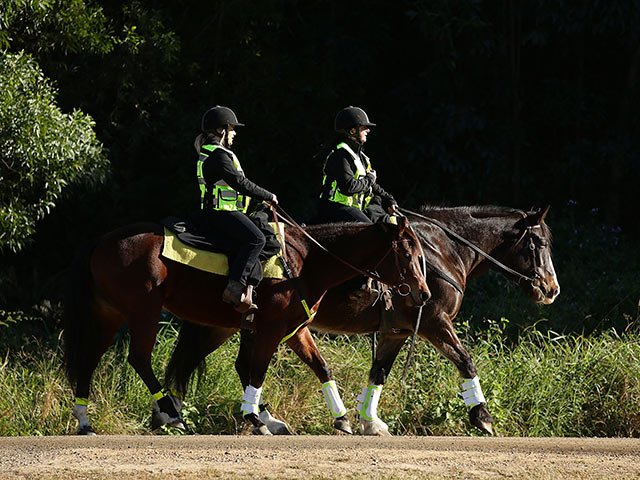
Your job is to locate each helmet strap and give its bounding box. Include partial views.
[214,126,229,147]
[348,125,363,144]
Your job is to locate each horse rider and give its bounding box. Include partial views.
[316,106,400,297]
[317,106,399,224]
[194,105,278,313]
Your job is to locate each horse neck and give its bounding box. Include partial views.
[295,223,393,293]
[419,207,518,280]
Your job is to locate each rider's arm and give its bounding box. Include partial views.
[325,150,375,196]
[205,150,275,202]
[371,182,397,210]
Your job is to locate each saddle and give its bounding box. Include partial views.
[159,216,285,280]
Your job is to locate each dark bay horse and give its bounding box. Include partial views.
[162,205,559,435]
[63,217,430,435]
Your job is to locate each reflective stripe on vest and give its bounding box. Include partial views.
[322,142,374,209]
[197,144,250,212]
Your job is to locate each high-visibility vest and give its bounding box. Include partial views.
[197,144,250,212]
[322,142,374,209]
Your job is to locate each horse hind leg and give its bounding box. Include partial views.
[71,311,123,435]
[126,310,184,431]
[158,323,238,430]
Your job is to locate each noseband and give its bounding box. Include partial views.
[372,236,419,297]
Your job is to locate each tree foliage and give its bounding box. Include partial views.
[0,52,108,252]
[0,0,638,331]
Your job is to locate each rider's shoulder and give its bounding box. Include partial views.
[202,143,233,160]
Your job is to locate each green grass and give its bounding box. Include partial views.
[1,320,639,437]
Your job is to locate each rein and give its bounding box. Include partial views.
[398,207,539,285]
[272,205,413,293]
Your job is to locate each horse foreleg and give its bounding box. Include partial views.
[127,312,184,431]
[286,327,352,434]
[230,328,291,435]
[358,333,408,436]
[423,314,494,434]
[236,322,287,436]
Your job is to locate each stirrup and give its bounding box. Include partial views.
[223,280,256,313]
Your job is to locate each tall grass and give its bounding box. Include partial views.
[1,320,639,437]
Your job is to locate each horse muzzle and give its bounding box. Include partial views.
[531,277,560,305]
[404,283,431,307]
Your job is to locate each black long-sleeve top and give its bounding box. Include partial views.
[321,137,396,209]
[201,141,274,202]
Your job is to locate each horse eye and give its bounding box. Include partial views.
[404,252,411,259]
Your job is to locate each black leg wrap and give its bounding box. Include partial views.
[157,395,180,418]
[244,412,271,435]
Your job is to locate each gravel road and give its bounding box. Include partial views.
[1,435,639,479]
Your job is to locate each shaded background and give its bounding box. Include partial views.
[1,0,639,335]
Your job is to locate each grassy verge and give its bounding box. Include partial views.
[1,321,639,437]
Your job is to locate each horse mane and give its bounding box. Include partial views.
[418,204,525,218]
[417,204,552,240]
[301,222,371,243]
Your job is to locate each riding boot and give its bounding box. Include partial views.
[222,280,256,313]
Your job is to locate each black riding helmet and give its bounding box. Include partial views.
[334,106,376,133]
[201,105,245,133]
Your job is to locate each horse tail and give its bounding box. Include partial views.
[62,237,100,389]
[165,322,224,395]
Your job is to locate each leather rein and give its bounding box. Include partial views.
[271,205,419,296]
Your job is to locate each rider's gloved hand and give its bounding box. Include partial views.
[367,169,377,184]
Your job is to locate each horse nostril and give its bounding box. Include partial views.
[421,291,430,303]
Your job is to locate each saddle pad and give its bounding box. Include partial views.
[161,223,285,279]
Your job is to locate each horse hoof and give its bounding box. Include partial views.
[259,410,293,435]
[470,403,494,435]
[167,418,186,431]
[359,418,392,436]
[76,425,97,436]
[151,410,184,431]
[334,415,353,434]
[252,425,273,435]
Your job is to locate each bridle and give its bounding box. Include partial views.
[271,205,422,296]
[398,207,542,287]
[512,212,543,286]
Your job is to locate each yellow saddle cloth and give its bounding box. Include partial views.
[161,223,285,279]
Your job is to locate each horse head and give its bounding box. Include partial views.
[377,216,431,307]
[508,206,560,305]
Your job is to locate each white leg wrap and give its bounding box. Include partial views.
[241,385,262,416]
[356,385,383,420]
[321,380,347,417]
[462,376,486,407]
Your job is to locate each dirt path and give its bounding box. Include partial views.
[1,435,639,479]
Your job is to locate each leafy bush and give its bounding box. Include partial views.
[0,52,109,253]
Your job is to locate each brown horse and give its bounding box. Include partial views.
[63,216,430,435]
[162,205,559,435]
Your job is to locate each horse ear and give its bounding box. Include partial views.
[533,205,550,224]
[396,215,408,235]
